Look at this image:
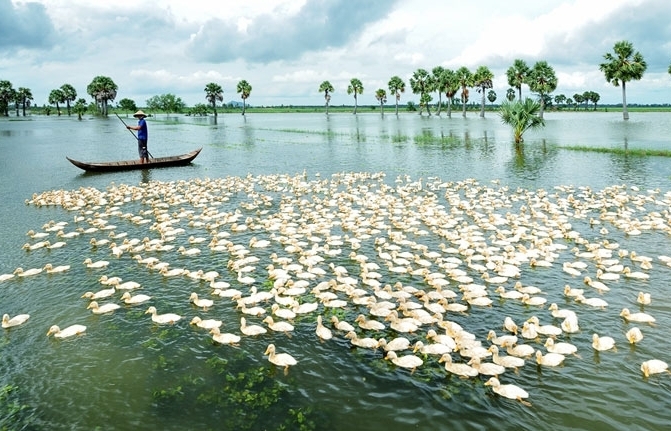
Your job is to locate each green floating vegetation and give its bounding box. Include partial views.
[150,353,319,430]
[413,132,461,146]
[0,384,35,430]
[560,145,671,157]
[260,127,341,138]
[380,133,409,143]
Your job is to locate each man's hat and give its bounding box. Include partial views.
[133,110,147,118]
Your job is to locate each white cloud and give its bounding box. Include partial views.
[2,0,670,106]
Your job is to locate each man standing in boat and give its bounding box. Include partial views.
[127,110,149,163]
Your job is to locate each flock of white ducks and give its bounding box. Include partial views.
[1,173,669,406]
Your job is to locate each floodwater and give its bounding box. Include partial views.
[1,110,670,430]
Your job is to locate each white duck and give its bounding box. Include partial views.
[575,294,608,309]
[378,337,411,352]
[262,316,295,333]
[640,359,669,377]
[264,343,297,372]
[503,316,518,334]
[43,263,71,274]
[87,301,121,314]
[13,267,43,277]
[548,303,577,319]
[271,303,296,320]
[504,341,535,358]
[426,329,457,351]
[210,327,241,345]
[189,292,214,311]
[0,273,15,282]
[385,351,423,372]
[544,338,577,355]
[83,258,109,269]
[145,306,181,324]
[190,316,222,330]
[591,333,616,351]
[560,315,580,334]
[526,316,562,337]
[467,356,506,377]
[47,324,86,338]
[2,313,30,328]
[535,350,565,367]
[99,275,122,285]
[625,327,644,344]
[330,316,355,332]
[636,292,651,305]
[240,317,267,336]
[355,314,385,331]
[620,308,655,324]
[315,315,333,341]
[413,340,452,356]
[488,345,525,369]
[484,377,530,405]
[81,287,116,300]
[345,331,379,349]
[438,353,479,378]
[487,330,518,346]
[111,280,141,290]
[583,276,610,293]
[120,292,152,305]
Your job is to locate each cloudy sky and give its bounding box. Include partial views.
[2,0,670,108]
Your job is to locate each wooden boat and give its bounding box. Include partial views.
[67,148,202,172]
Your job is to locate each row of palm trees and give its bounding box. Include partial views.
[315,40,651,121]
[204,80,252,116]
[0,40,656,122]
[316,60,557,119]
[0,76,116,117]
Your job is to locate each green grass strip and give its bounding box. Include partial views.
[560,145,671,157]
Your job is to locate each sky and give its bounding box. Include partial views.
[1,0,671,108]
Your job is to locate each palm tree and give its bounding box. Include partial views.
[409,68,433,116]
[347,78,363,114]
[487,90,497,106]
[86,76,117,116]
[455,67,473,118]
[204,82,223,117]
[573,93,584,111]
[506,59,530,101]
[554,94,566,110]
[506,88,516,102]
[499,98,545,144]
[387,76,405,116]
[236,80,252,115]
[527,61,557,119]
[318,81,334,115]
[48,88,65,116]
[0,80,14,116]
[60,84,77,116]
[431,66,445,116]
[473,66,494,118]
[600,40,647,120]
[375,89,387,116]
[589,92,600,111]
[16,87,33,116]
[73,98,88,120]
[441,69,459,118]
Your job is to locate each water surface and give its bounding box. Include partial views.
[1,111,670,430]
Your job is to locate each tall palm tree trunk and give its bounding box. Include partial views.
[621,82,628,120]
[480,91,486,118]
